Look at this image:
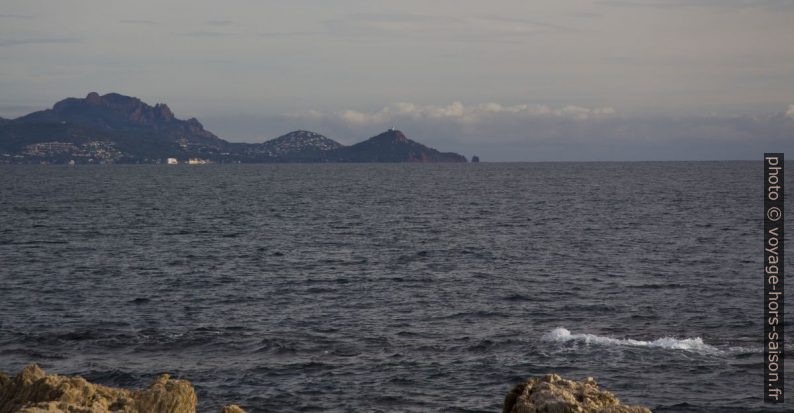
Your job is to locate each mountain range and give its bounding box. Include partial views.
[0,92,467,164]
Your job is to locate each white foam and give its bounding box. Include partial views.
[544,327,721,354]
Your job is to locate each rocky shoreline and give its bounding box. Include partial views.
[1,365,650,413]
[503,374,651,413]
[0,365,243,413]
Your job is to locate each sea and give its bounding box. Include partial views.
[0,162,790,412]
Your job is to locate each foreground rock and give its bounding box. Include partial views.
[1,365,649,412]
[504,374,651,413]
[0,364,244,413]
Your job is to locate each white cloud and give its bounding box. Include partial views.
[297,101,617,125]
[785,104,794,119]
[340,110,373,124]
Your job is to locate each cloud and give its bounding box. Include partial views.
[119,19,157,26]
[564,11,603,18]
[0,37,81,47]
[322,12,572,44]
[599,0,794,11]
[205,20,234,26]
[322,13,455,37]
[176,31,234,37]
[786,104,794,119]
[0,13,35,19]
[296,102,617,125]
[254,31,325,38]
[475,15,578,33]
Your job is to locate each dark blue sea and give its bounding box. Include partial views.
[0,162,790,412]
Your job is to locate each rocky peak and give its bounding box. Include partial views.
[45,92,180,127]
[86,92,143,110]
[374,129,408,143]
[154,103,175,122]
[85,91,102,105]
[186,117,203,129]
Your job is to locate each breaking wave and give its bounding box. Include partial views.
[543,327,721,354]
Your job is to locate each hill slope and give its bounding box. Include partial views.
[238,130,343,162]
[328,129,466,162]
[2,92,229,163]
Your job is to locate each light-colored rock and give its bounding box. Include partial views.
[0,364,246,413]
[503,374,651,413]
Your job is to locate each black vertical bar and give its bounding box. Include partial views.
[764,153,784,403]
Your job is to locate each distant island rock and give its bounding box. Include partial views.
[0,93,467,164]
[471,155,480,163]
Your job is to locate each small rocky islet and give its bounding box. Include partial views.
[0,364,649,413]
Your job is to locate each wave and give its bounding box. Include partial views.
[543,327,721,354]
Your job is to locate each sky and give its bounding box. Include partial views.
[1,0,793,160]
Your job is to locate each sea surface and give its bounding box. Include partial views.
[0,162,790,412]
